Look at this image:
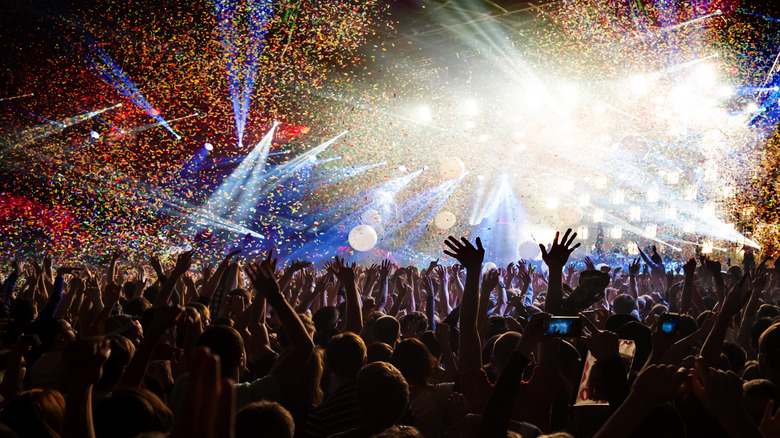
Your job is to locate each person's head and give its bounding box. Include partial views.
[722,342,747,374]
[372,425,424,437]
[105,314,144,347]
[97,334,136,390]
[196,325,245,380]
[419,331,441,360]
[356,362,409,432]
[399,312,428,339]
[752,318,775,352]
[374,316,400,347]
[758,304,780,320]
[312,306,339,332]
[326,332,367,380]
[235,401,295,438]
[280,347,324,407]
[612,294,636,315]
[94,388,174,438]
[391,338,437,387]
[39,318,76,352]
[758,322,780,383]
[9,298,36,325]
[366,342,393,364]
[0,389,65,438]
[490,331,521,377]
[743,379,780,425]
[185,302,210,326]
[122,297,152,318]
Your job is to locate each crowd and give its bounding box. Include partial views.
[0,228,779,438]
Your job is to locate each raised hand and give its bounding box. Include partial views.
[288,259,312,272]
[581,312,619,361]
[443,236,485,270]
[245,261,282,303]
[56,266,82,277]
[683,258,696,276]
[584,256,595,271]
[328,256,356,284]
[540,229,580,270]
[517,260,531,285]
[11,259,24,275]
[380,260,392,278]
[628,258,641,276]
[721,273,751,319]
[481,269,500,293]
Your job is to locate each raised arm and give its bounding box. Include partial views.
[443,235,485,377]
[154,250,194,307]
[700,275,750,366]
[329,256,362,334]
[540,228,580,314]
[245,254,314,387]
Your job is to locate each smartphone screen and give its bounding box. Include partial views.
[542,317,583,337]
[659,313,681,334]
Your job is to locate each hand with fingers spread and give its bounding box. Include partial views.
[628,258,641,276]
[328,256,356,285]
[444,236,485,271]
[481,269,500,294]
[682,258,697,277]
[584,256,596,271]
[245,260,283,304]
[540,228,581,270]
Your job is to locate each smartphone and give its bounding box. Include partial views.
[542,317,583,337]
[659,313,681,335]
[19,334,41,347]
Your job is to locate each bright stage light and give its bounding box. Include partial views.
[627,242,639,255]
[701,241,714,254]
[702,204,716,218]
[577,226,589,240]
[462,99,479,116]
[745,102,759,113]
[464,121,476,130]
[562,83,579,103]
[578,194,590,207]
[717,85,734,98]
[611,190,625,205]
[546,197,559,209]
[629,206,641,222]
[693,63,718,87]
[629,74,650,96]
[477,174,485,180]
[417,106,432,123]
[647,187,659,203]
[90,130,100,139]
[683,222,695,233]
[398,165,407,173]
[684,186,697,201]
[561,180,574,193]
[664,206,676,219]
[204,142,213,151]
[645,224,657,239]
[666,172,679,185]
[593,209,604,223]
[595,176,607,189]
[610,227,623,239]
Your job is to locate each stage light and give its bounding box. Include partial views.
[516,143,528,152]
[745,102,759,113]
[702,204,716,218]
[629,74,649,96]
[629,206,641,221]
[398,165,407,173]
[90,130,100,139]
[561,180,574,193]
[664,206,676,219]
[546,197,559,209]
[647,187,659,203]
[464,121,476,130]
[204,142,214,151]
[477,175,485,180]
[417,106,432,123]
[702,241,714,254]
[722,186,735,197]
[693,63,717,87]
[578,194,590,207]
[562,83,580,103]
[611,190,625,205]
[462,99,479,116]
[422,166,429,171]
[628,242,639,255]
[610,227,623,239]
[683,222,695,233]
[717,85,734,97]
[577,226,589,240]
[477,134,489,143]
[595,176,607,189]
[645,224,657,239]
[666,172,679,185]
[593,209,604,223]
